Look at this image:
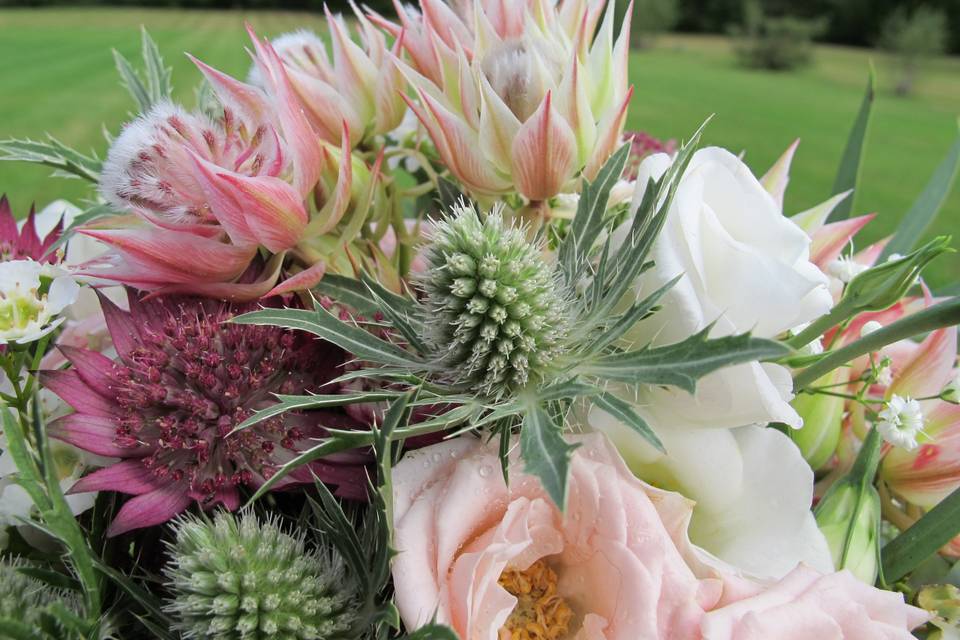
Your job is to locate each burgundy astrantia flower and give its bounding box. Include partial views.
[42,290,351,536]
[624,131,678,180]
[0,193,62,263]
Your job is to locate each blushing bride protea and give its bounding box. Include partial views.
[376,0,631,202]
[42,290,346,536]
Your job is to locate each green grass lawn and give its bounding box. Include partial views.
[1,8,958,286]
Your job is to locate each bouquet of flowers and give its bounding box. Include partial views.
[1,1,959,638]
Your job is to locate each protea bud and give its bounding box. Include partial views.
[0,558,80,628]
[421,203,567,397]
[164,511,358,640]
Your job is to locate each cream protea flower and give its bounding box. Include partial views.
[379,0,632,201]
[266,7,406,147]
[878,394,925,451]
[164,511,358,640]
[421,203,567,397]
[0,259,79,345]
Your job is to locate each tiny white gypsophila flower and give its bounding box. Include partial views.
[877,394,924,451]
[0,260,79,345]
[828,255,869,284]
[886,253,904,262]
[860,320,883,337]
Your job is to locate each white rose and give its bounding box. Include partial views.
[619,147,832,429]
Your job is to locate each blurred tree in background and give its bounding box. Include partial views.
[880,6,949,95]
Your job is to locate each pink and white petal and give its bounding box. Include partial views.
[791,190,853,235]
[41,370,116,418]
[512,92,579,200]
[264,260,326,297]
[890,326,957,399]
[69,459,162,496]
[58,346,117,398]
[809,213,875,269]
[188,54,268,124]
[107,483,193,536]
[760,139,799,209]
[478,73,522,176]
[584,86,633,181]
[214,172,308,252]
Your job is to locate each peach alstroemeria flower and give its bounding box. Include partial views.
[379,0,631,201]
[391,433,927,639]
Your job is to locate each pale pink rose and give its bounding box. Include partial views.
[392,433,927,639]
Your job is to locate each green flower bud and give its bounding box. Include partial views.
[421,203,568,397]
[839,236,951,315]
[815,479,881,584]
[790,370,845,471]
[164,511,358,640]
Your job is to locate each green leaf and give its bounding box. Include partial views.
[359,273,427,354]
[401,623,461,640]
[520,404,579,510]
[93,560,176,640]
[793,296,960,390]
[558,143,631,284]
[313,274,388,315]
[436,177,473,213]
[231,306,425,369]
[582,275,680,355]
[0,137,101,183]
[14,567,80,592]
[581,328,789,393]
[829,67,875,222]
[882,485,960,583]
[113,28,172,114]
[880,128,960,261]
[0,618,43,640]
[591,391,665,453]
[229,391,399,435]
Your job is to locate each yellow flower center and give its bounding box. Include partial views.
[497,560,573,640]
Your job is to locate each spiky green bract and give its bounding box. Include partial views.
[0,558,80,630]
[422,203,568,397]
[164,511,358,640]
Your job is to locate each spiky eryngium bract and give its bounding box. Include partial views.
[0,558,80,628]
[164,511,358,640]
[422,203,568,397]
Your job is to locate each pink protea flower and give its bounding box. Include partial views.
[42,290,346,536]
[0,194,62,263]
[377,0,632,201]
[85,28,321,299]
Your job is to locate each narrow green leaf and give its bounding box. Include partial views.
[93,560,176,640]
[582,328,789,393]
[402,623,461,640]
[437,177,472,213]
[15,566,80,592]
[359,275,428,354]
[229,391,398,435]
[112,48,152,113]
[880,129,960,261]
[0,137,101,183]
[793,296,960,390]
[520,404,579,510]
[558,143,631,283]
[591,391,665,453]
[0,618,42,640]
[141,28,172,106]
[583,275,680,355]
[231,306,425,369]
[313,274,384,315]
[882,485,960,583]
[829,67,875,221]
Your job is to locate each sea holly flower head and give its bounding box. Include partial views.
[0,260,79,345]
[44,291,343,536]
[0,194,62,263]
[877,394,925,451]
[165,511,358,640]
[421,202,568,397]
[384,0,632,200]
[0,557,81,629]
[266,7,407,147]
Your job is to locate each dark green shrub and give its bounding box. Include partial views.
[879,6,949,96]
[730,0,825,71]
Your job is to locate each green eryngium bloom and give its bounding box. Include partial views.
[422,203,568,397]
[0,557,80,627]
[164,511,358,640]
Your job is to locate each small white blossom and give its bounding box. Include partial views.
[876,362,894,387]
[860,320,883,337]
[828,255,869,283]
[877,395,924,451]
[886,253,904,262]
[0,260,79,345]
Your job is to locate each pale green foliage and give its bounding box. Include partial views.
[164,511,358,640]
[421,203,568,397]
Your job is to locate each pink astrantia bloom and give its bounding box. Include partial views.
[87,28,321,298]
[392,433,927,639]
[377,0,632,201]
[0,194,62,263]
[265,6,407,147]
[42,290,346,536]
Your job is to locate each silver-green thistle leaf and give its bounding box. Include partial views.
[164,511,359,640]
[520,404,579,510]
[421,203,569,398]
